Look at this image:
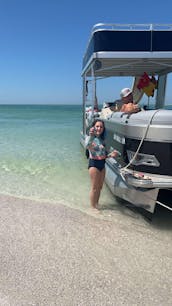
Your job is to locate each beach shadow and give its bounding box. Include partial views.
[119,198,172,230]
[150,189,172,230]
[100,196,172,230]
[100,197,147,220]
[151,205,172,230]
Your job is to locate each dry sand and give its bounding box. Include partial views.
[0,194,171,306]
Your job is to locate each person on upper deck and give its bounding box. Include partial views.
[120,88,140,113]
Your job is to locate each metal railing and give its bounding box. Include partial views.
[91,23,172,33]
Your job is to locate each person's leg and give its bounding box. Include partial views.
[89,167,104,208]
[95,168,105,207]
[99,167,105,190]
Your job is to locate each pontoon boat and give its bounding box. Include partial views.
[80,23,172,216]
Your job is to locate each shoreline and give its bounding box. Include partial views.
[0,191,172,228]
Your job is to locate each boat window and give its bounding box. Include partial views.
[139,95,156,110]
[164,73,172,109]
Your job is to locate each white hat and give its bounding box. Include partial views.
[120,88,132,98]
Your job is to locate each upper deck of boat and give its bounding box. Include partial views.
[82,23,172,77]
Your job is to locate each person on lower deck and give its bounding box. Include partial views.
[86,119,118,210]
[120,88,140,113]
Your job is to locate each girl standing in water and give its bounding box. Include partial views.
[86,119,117,210]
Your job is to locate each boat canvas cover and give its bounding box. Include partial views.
[82,24,172,77]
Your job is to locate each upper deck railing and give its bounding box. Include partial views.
[91,23,172,33]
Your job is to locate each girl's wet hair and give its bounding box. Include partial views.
[91,119,106,140]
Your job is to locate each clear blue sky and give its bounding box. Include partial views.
[0,0,172,104]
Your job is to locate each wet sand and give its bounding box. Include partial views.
[0,194,171,306]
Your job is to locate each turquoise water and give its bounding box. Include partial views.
[0,105,115,211]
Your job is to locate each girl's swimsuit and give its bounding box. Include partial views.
[86,135,107,171]
[88,158,105,171]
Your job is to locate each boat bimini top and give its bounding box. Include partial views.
[82,23,172,78]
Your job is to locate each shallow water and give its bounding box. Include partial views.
[0,105,117,210]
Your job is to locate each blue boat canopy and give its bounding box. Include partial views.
[82,24,172,77]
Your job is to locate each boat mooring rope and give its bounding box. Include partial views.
[156,201,172,211]
[120,109,161,173]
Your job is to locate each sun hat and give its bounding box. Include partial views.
[120,88,132,98]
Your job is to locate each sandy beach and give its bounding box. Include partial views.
[0,194,171,306]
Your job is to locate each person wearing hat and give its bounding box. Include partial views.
[120,88,140,113]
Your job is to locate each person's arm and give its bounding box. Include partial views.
[128,104,141,113]
[85,134,94,149]
[85,127,95,149]
[121,103,140,113]
[120,104,125,112]
[107,150,121,158]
